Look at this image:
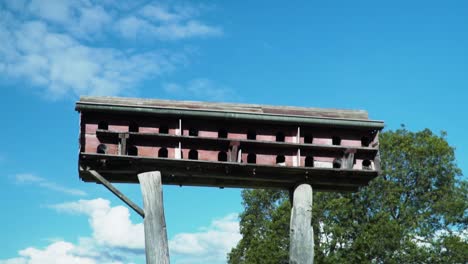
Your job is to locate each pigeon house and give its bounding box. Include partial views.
[76,96,384,192]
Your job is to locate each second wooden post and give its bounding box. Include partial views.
[289,183,314,264]
[138,171,170,264]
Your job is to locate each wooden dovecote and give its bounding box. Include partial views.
[76,96,384,191]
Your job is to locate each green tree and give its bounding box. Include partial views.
[228,128,467,263]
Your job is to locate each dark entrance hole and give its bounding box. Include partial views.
[97,144,107,154]
[158,148,168,158]
[247,130,256,140]
[333,158,342,169]
[362,160,372,170]
[276,155,286,164]
[304,135,313,144]
[189,149,198,160]
[218,151,228,162]
[159,125,169,134]
[189,128,198,137]
[305,156,314,167]
[218,128,228,138]
[332,136,341,146]
[361,136,370,147]
[276,132,285,142]
[98,121,108,130]
[247,153,256,164]
[129,122,139,133]
[127,145,138,156]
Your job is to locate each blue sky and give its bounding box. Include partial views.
[1,0,467,263]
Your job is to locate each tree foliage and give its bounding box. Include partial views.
[228,128,467,263]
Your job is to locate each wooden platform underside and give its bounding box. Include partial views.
[79,153,378,192]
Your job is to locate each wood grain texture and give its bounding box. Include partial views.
[138,171,170,264]
[88,169,144,218]
[78,96,369,120]
[95,130,379,160]
[290,184,314,264]
[79,153,377,191]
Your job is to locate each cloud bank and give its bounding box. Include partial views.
[0,0,221,98]
[15,173,87,196]
[0,198,240,264]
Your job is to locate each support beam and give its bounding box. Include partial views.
[290,184,314,264]
[138,171,170,264]
[88,169,144,218]
[118,133,129,155]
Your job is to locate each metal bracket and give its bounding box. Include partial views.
[86,168,145,218]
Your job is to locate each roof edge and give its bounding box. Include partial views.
[76,101,385,130]
[78,96,372,120]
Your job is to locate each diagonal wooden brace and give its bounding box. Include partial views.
[87,169,145,218]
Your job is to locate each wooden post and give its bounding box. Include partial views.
[290,184,314,264]
[138,171,170,264]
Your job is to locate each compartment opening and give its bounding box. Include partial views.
[158,148,168,158]
[276,132,285,142]
[305,156,314,167]
[332,136,341,146]
[247,130,256,140]
[218,151,228,162]
[218,128,228,138]
[361,136,370,147]
[189,128,198,137]
[98,121,108,130]
[304,135,313,144]
[362,160,372,170]
[159,125,169,134]
[333,158,341,168]
[189,149,198,160]
[129,122,139,133]
[247,153,256,164]
[276,155,286,164]
[97,144,107,154]
[127,145,138,156]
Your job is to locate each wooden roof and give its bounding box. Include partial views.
[76,96,384,129]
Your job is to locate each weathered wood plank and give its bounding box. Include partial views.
[79,153,377,190]
[290,184,314,264]
[88,169,144,218]
[138,171,170,264]
[84,171,361,191]
[78,96,370,120]
[95,130,379,160]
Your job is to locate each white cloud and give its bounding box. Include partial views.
[0,0,221,98]
[170,213,241,264]
[15,173,87,196]
[0,198,239,264]
[118,3,221,41]
[0,258,27,264]
[0,17,181,98]
[116,16,221,41]
[0,240,129,264]
[152,20,222,40]
[18,242,95,264]
[71,5,113,39]
[164,78,238,102]
[140,4,184,22]
[1,198,144,264]
[53,198,144,249]
[28,0,77,24]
